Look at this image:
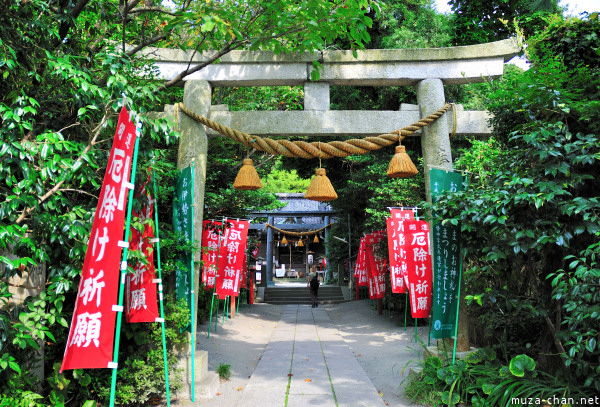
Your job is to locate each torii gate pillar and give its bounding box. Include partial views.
[175,79,211,399]
[417,78,470,352]
[417,79,452,193]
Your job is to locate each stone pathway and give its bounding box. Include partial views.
[174,301,428,406]
[239,305,386,407]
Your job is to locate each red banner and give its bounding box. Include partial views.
[387,218,405,294]
[215,219,249,298]
[240,251,248,289]
[366,231,386,299]
[404,220,433,318]
[387,209,415,294]
[61,107,137,371]
[201,221,222,289]
[125,175,159,323]
[354,237,368,286]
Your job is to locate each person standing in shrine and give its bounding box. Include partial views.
[308,267,320,308]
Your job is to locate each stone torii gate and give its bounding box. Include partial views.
[149,38,520,399]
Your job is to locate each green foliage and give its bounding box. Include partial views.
[46,364,93,407]
[448,0,561,46]
[548,242,600,391]
[405,347,588,406]
[373,0,452,49]
[261,158,311,193]
[88,295,188,406]
[528,14,600,71]
[216,363,232,381]
[213,86,303,111]
[428,15,600,393]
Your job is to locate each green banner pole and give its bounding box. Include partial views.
[428,316,432,347]
[152,166,171,406]
[189,164,196,402]
[236,294,240,315]
[415,318,418,343]
[109,126,141,407]
[213,230,223,333]
[214,295,219,333]
[452,251,464,365]
[207,292,215,338]
[222,296,228,325]
[404,293,408,331]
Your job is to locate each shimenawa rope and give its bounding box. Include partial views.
[265,223,333,237]
[175,102,451,159]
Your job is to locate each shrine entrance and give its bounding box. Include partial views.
[150,38,520,399]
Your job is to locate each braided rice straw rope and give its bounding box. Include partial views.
[265,223,333,237]
[175,102,451,159]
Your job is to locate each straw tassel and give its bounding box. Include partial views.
[386,145,418,178]
[304,168,338,201]
[297,239,304,247]
[281,236,288,245]
[233,158,262,190]
[313,235,319,243]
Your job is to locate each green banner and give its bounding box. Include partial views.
[173,166,194,327]
[430,168,465,339]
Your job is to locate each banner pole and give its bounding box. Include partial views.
[404,293,408,331]
[428,315,432,347]
[213,231,223,333]
[189,163,196,402]
[415,318,418,343]
[222,296,228,325]
[207,292,215,338]
[109,126,141,407]
[236,294,240,315]
[152,167,171,407]
[452,250,464,365]
[214,294,219,333]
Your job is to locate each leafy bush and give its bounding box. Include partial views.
[405,347,588,406]
[548,242,600,392]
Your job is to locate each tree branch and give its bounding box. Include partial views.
[128,7,177,16]
[59,189,99,200]
[154,42,243,92]
[15,110,112,225]
[126,33,168,56]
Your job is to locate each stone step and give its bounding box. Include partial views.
[264,286,346,305]
[195,372,220,399]
[173,350,220,402]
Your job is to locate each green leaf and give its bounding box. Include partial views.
[508,354,535,377]
[8,360,21,374]
[441,390,460,406]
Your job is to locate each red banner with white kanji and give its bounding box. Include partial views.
[215,219,249,298]
[387,209,415,294]
[125,175,159,323]
[354,237,368,286]
[201,221,222,289]
[61,106,137,371]
[403,220,433,318]
[366,231,386,299]
[387,218,406,294]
